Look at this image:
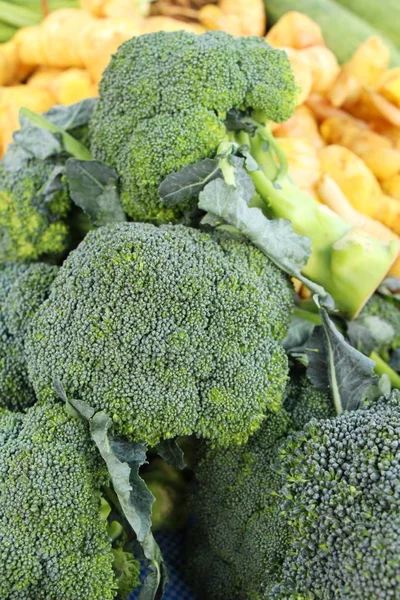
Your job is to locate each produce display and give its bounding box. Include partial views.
[0,1,400,599]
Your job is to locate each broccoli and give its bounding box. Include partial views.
[89,30,297,224]
[0,158,71,262]
[89,29,397,319]
[361,293,400,357]
[189,373,332,600]
[0,262,58,410]
[190,381,400,600]
[272,389,400,599]
[0,402,141,599]
[26,221,293,447]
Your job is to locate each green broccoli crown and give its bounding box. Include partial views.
[0,403,118,600]
[189,374,334,600]
[26,222,292,447]
[0,158,70,262]
[90,30,297,223]
[0,262,58,411]
[274,390,400,599]
[283,371,335,431]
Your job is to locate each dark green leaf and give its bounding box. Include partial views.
[306,299,377,415]
[390,349,400,372]
[43,99,97,131]
[14,122,63,159]
[154,439,186,470]
[66,158,126,226]
[41,166,66,203]
[1,142,33,171]
[198,177,329,301]
[159,159,221,206]
[347,315,395,355]
[283,316,315,354]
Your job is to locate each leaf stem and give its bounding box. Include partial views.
[370,351,400,389]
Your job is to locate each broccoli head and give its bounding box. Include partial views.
[189,373,333,600]
[26,222,293,447]
[0,402,130,600]
[272,389,400,599]
[0,158,71,262]
[0,262,58,411]
[89,30,297,223]
[360,293,400,356]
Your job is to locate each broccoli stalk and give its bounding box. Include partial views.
[201,111,399,319]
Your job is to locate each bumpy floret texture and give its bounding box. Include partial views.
[283,372,335,430]
[0,159,70,262]
[361,293,400,354]
[272,390,400,599]
[0,262,58,410]
[0,403,117,600]
[90,30,297,222]
[26,222,292,447]
[189,374,333,600]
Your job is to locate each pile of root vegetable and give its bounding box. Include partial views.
[0,3,400,600]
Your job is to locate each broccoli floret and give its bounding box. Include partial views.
[189,374,333,600]
[26,222,293,447]
[283,371,336,430]
[273,390,400,599]
[90,30,297,223]
[0,262,58,410]
[0,158,71,262]
[361,293,400,356]
[0,402,128,600]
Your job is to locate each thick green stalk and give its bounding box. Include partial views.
[370,351,400,389]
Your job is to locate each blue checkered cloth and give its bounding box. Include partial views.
[129,531,197,600]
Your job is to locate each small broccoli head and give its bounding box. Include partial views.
[26,222,293,447]
[283,370,335,430]
[90,30,297,223]
[0,159,70,262]
[361,293,400,355]
[273,390,400,599]
[189,373,334,600]
[0,403,119,600]
[0,262,58,411]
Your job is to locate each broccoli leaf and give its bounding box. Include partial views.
[306,298,377,415]
[198,176,330,301]
[43,99,97,132]
[159,158,221,206]
[347,315,395,355]
[41,166,66,204]
[19,107,92,160]
[283,316,316,356]
[55,381,167,600]
[66,158,126,226]
[155,439,186,470]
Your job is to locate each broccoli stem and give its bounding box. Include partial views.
[370,351,400,389]
[232,113,399,319]
[292,307,322,326]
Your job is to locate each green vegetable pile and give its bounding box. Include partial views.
[0,29,399,600]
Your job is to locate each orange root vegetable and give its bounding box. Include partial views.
[15,9,95,68]
[199,0,265,37]
[364,87,400,127]
[48,68,93,105]
[0,42,20,86]
[273,105,324,148]
[344,36,390,87]
[296,46,340,95]
[328,71,361,108]
[306,93,362,122]
[320,116,391,157]
[78,18,141,82]
[375,68,400,107]
[266,11,325,49]
[277,137,321,189]
[282,47,313,105]
[319,144,400,234]
[381,175,400,201]
[362,148,400,180]
[318,174,400,275]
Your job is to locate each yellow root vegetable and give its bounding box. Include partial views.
[277,137,321,189]
[27,67,64,92]
[140,17,204,34]
[15,9,95,68]
[0,41,20,86]
[199,0,265,37]
[375,68,400,108]
[344,36,390,87]
[362,148,400,181]
[273,105,324,148]
[266,11,325,49]
[318,174,400,276]
[282,47,313,105]
[320,116,391,157]
[48,68,93,105]
[296,46,340,95]
[306,93,358,122]
[78,18,141,82]
[319,144,400,234]
[381,175,400,201]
